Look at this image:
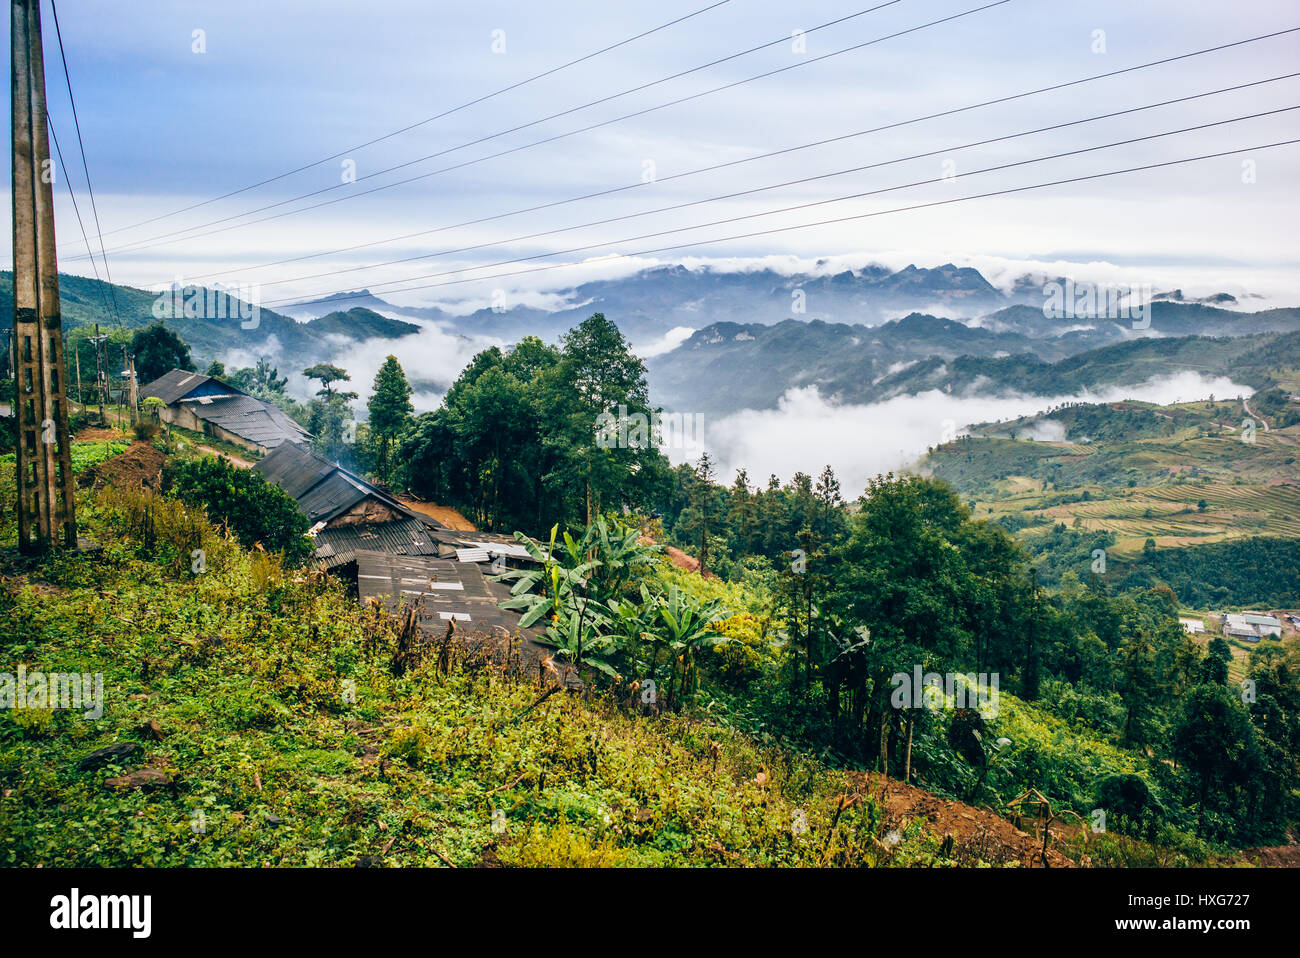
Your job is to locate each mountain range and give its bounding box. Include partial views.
[4,264,1298,416]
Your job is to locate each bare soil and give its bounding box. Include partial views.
[82,441,167,492]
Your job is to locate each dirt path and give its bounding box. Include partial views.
[195,444,254,469]
[1243,396,1271,431]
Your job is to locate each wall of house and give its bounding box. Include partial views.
[329,498,404,527]
[158,404,263,455]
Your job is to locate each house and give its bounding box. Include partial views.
[1223,612,1282,642]
[1243,613,1283,637]
[1178,618,1205,635]
[354,549,572,683]
[140,368,310,453]
[254,441,444,574]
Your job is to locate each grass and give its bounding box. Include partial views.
[0,482,900,868]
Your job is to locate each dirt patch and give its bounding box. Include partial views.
[73,426,129,442]
[855,772,1075,868]
[397,496,476,531]
[639,537,719,579]
[1241,841,1300,867]
[82,441,167,492]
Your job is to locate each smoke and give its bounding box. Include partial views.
[676,372,1251,494]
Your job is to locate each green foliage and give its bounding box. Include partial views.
[365,355,413,486]
[162,456,311,565]
[400,320,669,532]
[0,487,894,868]
[131,322,194,384]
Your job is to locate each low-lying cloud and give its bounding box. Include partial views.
[672,372,1252,494]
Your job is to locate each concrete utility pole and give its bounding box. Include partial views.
[126,351,137,424]
[91,323,105,424]
[11,0,77,552]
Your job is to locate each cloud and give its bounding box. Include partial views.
[634,325,695,359]
[675,372,1251,494]
[217,319,500,415]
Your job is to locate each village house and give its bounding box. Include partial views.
[140,368,310,453]
[254,442,556,673]
[253,440,444,575]
[1223,612,1283,642]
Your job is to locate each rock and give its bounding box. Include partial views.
[104,768,172,790]
[78,742,141,770]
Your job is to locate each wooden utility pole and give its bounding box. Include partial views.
[11,0,77,552]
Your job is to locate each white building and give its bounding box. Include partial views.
[1179,618,1205,635]
[1224,613,1282,642]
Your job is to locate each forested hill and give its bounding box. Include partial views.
[0,272,419,367]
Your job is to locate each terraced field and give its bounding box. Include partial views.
[980,481,1300,558]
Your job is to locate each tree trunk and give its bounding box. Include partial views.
[878,710,890,777]
[903,716,914,783]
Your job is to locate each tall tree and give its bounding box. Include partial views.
[367,355,414,485]
[131,323,194,384]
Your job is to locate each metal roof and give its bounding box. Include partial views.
[253,441,336,499]
[187,394,310,449]
[354,550,539,638]
[312,518,441,570]
[255,441,443,527]
[140,368,231,405]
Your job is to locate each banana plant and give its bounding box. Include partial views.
[495,524,616,674]
[656,586,728,708]
[575,515,660,600]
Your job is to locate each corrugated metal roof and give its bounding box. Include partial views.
[297,472,372,525]
[188,395,310,449]
[313,518,441,570]
[140,368,232,405]
[254,442,335,499]
[354,550,538,637]
[255,443,437,527]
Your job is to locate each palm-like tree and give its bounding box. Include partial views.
[656,586,727,708]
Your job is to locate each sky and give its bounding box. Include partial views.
[9,0,1300,312]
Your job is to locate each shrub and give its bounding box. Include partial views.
[163,456,312,565]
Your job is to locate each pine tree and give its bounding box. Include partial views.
[367,355,414,485]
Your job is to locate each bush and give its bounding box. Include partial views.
[163,456,312,565]
[133,421,160,442]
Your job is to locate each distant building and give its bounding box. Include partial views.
[1178,618,1205,635]
[140,368,310,453]
[1224,612,1282,642]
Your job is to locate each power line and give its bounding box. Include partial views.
[72,0,735,241]
[48,0,121,327]
[242,75,1300,293]
[46,114,116,325]
[262,137,1300,307]
[182,29,1300,287]
[74,0,1008,260]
